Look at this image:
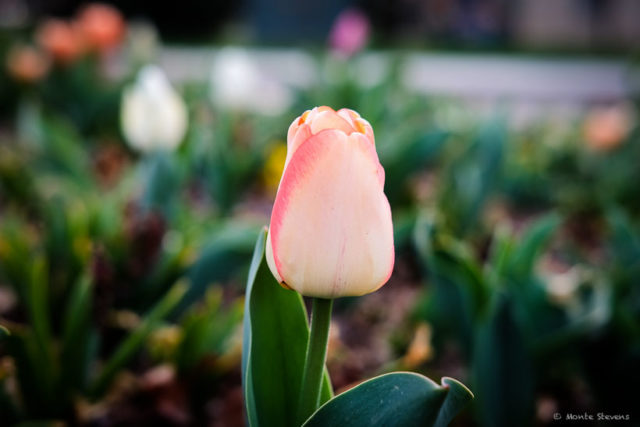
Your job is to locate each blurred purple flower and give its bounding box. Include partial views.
[329,9,370,58]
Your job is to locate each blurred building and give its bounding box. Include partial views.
[364,0,640,51]
[512,0,640,50]
[3,0,640,51]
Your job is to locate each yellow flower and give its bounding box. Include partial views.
[262,142,287,193]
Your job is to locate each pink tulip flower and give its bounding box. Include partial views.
[266,107,394,298]
[329,9,370,58]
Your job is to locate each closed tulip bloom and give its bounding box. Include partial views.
[36,18,84,64]
[6,44,50,83]
[329,9,370,58]
[76,3,125,53]
[266,106,394,298]
[583,104,633,152]
[121,65,188,153]
[209,48,293,116]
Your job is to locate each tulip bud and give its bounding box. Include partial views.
[35,18,84,64]
[209,48,293,116]
[266,106,394,298]
[328,9,370,58]
[6,44,50,83]
[121,65,188,153]
[583,104,633,152]
[76,3,126,54]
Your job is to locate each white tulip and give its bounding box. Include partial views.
[209,48,293,116]
[121,65,188,153]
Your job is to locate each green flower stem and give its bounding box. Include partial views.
[297,297,333,426]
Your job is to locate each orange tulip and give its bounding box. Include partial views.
[76,3,125,53]
[583,104,633,152]
[266,107,395,298]
[36,18,84,64]
[6,45,50,83]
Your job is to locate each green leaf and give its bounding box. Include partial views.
[176,288,242,372]
[22,256,57,405]
[182,221,261,312]
[607,209,640,273]
[438,117,506,234]
[60,273,97,392]
[413,214,488,356]
[507,213,561,278]
[7,329,59,416]
[472,294,534,427]
[381,129,449,206]
[303,372,473,427]
[90,280,187,398]
[243,228,332,427]
[26,256,52,353]
[141,152,180,217]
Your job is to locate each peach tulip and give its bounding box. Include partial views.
[266,106,394,298]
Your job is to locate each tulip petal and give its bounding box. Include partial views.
[309,110,355,136]
[337,108,375,144]
[121,65,187,153]
[268,129,394,298]
[287,114,303,143]
[336,108,357,127]
[121,88,152,151]
[265,230,283,284]
[285,123,312,168]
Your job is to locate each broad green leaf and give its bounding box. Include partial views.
[473,294,533,427]
[437,117,506,234]
[303,372,473,427]
[243,228,332,427]
[413,213,488,356]
[434,377,476,426]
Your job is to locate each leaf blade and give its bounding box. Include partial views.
[303,372,473,427]
[242,228,333,427]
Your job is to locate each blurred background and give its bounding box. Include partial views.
[0,0,639,426]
